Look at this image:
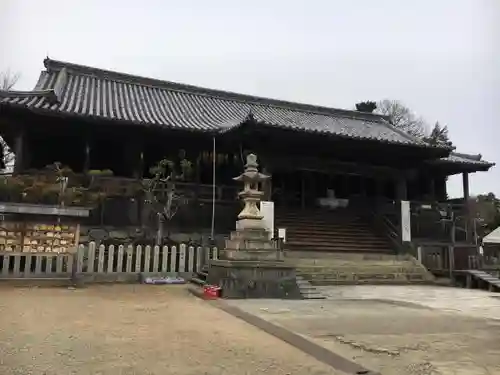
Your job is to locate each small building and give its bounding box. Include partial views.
[0,58,495,271]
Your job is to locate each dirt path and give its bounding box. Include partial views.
[0,285,344,375]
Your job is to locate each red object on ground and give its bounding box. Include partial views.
[203,285,221,299]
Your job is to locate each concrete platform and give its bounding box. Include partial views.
[227,285,500,375]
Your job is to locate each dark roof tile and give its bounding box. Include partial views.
[0,59,449,148]
[437,152,494,168]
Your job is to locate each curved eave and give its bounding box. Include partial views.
[0,89,58,104]
[0,100,222,135]
[430,160,495,174]
[218,119,452,155]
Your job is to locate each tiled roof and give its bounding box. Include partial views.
[0,58,440,148]
[436,152,494,168]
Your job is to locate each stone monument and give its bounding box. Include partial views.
[207,154,301,299]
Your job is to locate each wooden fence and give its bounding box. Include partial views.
[0,242,219,281]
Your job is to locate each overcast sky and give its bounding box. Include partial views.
[1,0,498,198]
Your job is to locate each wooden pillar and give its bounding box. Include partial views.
[135,151,144,179]
[13,129,25,175]
[462,172,471,241]
[359,175,367,197]
[128,140,143,179]
[262,167,272,201]
[434,175,447,202]
[396,176,408,201]
[83,140,91,173]
[462,172,470,202]
[300,171,306,209]
[428,176,436,201]
[375,178,384,200]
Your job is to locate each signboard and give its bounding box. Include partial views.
[260,201,274,240]
[278,228,287,243]
[400,200,411,242]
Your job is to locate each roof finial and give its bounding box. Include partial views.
[245,109,255,122]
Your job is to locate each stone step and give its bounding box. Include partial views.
[286,252,411,261]
[289,258,414,268]
[276,222,367,230]
[287,240,389,248]
[301,292,327,299]
[296,276,326,300]
[297,272,429,279]
[308,278,434,286]
[190,277,206,286]
[286,245,392,253]
[297,264,418,269]
[286,234,387,243]
[302,271,428,278]
[296,265,429,273]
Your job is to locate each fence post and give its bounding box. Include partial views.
[24,254,33,277]
[152,245,160,272]
[76,244,84,273]
[179,244,186,273]
[195,246,202,272]
[135,245,143,273]
[88,242,96,273]
[170,246,177,273]
[204,246,210,266]
[1,254,9,276]
[13,255,21,276]
[188,246,195,272]
[117,245,125,273]
[97,245,106,273]
[107,245,115,273]
[144,245,152,273]
[161,246,168,272]
[125,245,134,273]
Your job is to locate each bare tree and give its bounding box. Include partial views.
[376,99,427,138]
[0,69,20,170]
[0,69,20,90]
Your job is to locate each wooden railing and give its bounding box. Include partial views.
[0,174,241,204]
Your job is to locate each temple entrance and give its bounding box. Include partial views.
[271,170,395,209]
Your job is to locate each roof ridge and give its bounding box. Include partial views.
[451,152,482,161]
[43,58,390,123]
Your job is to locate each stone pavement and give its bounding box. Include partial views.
[317,285,500,320]
[227,285,500,375]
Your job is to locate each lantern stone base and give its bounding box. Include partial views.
[207,259,302,299]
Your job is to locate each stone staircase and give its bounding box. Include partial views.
[289,253,435,286]
[275,208,393,254]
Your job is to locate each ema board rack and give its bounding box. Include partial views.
[0,222,80,253]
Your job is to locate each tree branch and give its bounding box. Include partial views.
[0,69,20,90]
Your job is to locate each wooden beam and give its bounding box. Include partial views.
[263,153,414,179]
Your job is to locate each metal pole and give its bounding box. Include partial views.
[210,136,216,239]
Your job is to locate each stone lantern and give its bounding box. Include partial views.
[233,153,270,229]
[206,153,301,299]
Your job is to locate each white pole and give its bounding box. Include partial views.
[210,136,216,239]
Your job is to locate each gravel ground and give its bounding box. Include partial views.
[0,284,344,375]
